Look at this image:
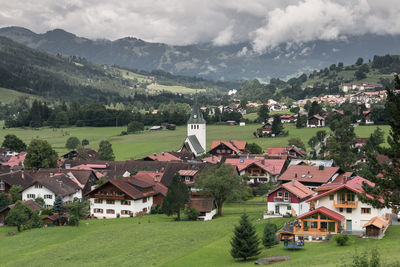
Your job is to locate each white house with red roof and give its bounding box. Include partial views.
[225,158,286,183]
[266,181,315,217]
[305,176,392,234]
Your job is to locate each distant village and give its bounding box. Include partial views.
[0,91,396,242]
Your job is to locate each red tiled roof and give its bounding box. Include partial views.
[178,170,198,176]
[252,160,286,175]
[312,115,325,120]
[266,147,287,156]
[278,165,340,184]
[308,176,377,202]
[210,140,246,154]
[225,158,258,172]
[202,155,222,164]
[298,206,345,221]
[134,171,163,183]
[145,152,182,162]
[132,173,168,196]
[281,181,315,199]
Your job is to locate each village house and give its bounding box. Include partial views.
[280,114,295,123]
[143,152,182,162]
[225,158,286,183]
[0,199,42,225]
[278,165,344,189]
[307,115,326,128]
[291,176,392,240]
[362,110,374,124]
[22,173,83,207]
[0,171,35,194]
[188,192,216,221]
[209,140,247,157]
[266,180,315,217]
[86,177,164,218]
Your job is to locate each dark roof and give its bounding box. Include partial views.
[277,223,294,234]
[34,169,96,187]
[25,174,82,197]
[189,197,215,212]
[0,171,35,188]
[8,199,42,211]
[187,100,206,124]
[186,135,205,155]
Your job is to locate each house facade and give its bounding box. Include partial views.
[86,177,162,218]
[307,115,325,128]
[209,140,247,156]
[267,181,314,217]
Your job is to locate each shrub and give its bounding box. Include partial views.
[81,139,89,146]
[116,213,120,218]
[262,222,278,248]
[185,207,200,221]
[335,234,349,246]
[120,131,128,136]
[151,204,163,214]
[41,207,53,216]
[68,215,80,226]
[65,137,80,150]
[127,121,144,134]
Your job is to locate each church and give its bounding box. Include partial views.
[178,101,206,156]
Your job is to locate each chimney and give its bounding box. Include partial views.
[21,171,24,179]
[319,165,324,171]
[295,173,297,178]
[292,180,295,186]
[261,159,265,165]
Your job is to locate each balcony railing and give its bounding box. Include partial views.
[334,200,358,208]
[274,197,291,203]
[94,194,125,200]
[293,226,333,235]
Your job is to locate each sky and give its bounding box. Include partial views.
[1,0,400,52]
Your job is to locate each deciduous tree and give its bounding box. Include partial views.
[24,139,58,170]
[1,134,27,152]
[65,137,80,150]
[98,140,115,161]
[5,201,32,231]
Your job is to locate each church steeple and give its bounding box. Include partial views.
[188,99,206,124]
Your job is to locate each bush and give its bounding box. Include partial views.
[81,139,89,146]
[41,207,53,216]
[68,215,79,226]
[127,121,144,134]
[116,213,120,218]
[255,183,271,196]
[335,234,349,246]
[65,137,80,150]
[151,204,163,214]
[120,131,128,136]
[185,207,200,221]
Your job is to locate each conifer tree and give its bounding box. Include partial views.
[361,75,400,209]
[98,140,115,161]
[162,173,189,220]
[230,213,261,261]
[262,222,278,248]
[52,195,64,214]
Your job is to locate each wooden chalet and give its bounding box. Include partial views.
[209,140,247,156]
[307,115,325,128]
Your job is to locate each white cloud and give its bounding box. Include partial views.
[0,0,399,49]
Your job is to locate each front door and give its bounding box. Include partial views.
[346,220,352,231]
[275,205,280,214]
[328,222,336,232]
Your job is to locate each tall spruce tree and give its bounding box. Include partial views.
[98,140,115,161]
[271,114,284,136]
[257,105,269,123]
[230,213,261,261]
[262,222,278,248]
[52,195,64,214]
[361,76,400,209]
[162,173,189,220]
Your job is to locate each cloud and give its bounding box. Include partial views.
[0,0,400,49]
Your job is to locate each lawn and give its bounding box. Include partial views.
[0,200,399,267]
[0,122,390,160]
[147,83,206,94]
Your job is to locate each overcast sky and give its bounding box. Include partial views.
[1,0,399,52]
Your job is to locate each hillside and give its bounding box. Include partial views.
[0,36,233,105]
[238,55,400,101]
[3,27,400,81]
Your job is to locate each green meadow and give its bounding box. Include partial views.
[0,121,390,160]
[0,201,399,267]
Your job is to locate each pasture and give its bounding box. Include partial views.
[0,201,399,267]
[0,121,389,160]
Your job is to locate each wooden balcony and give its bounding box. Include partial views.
[293,227,332,236]
[94,194,125,200]
[334,200,358,209]
[274,197,291,203]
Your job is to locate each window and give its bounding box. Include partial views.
[94,198,103,204]
[142,197,148,203]
[346,208,352,213]
[142,208,148,213]
[44,194,53,199]
[121,200,131,205]
[106,200,115,204]
[106,209,115,214]
[287,205,291,210]
[121,210,131,215]
[329,194,334,200]
[191,125,193,129]
[27,194,36,199]
[361,208,371,214]
[339,208,344,212]
[0,181,4,191]
[34,184,43,189]
[277,192,283,198]
[94,208,103,213]
[284,192,289,201]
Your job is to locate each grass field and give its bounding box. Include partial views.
[0,122,390,160]
[0,87,38,104]
[0,201,399,267]
[147,83,206,94]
